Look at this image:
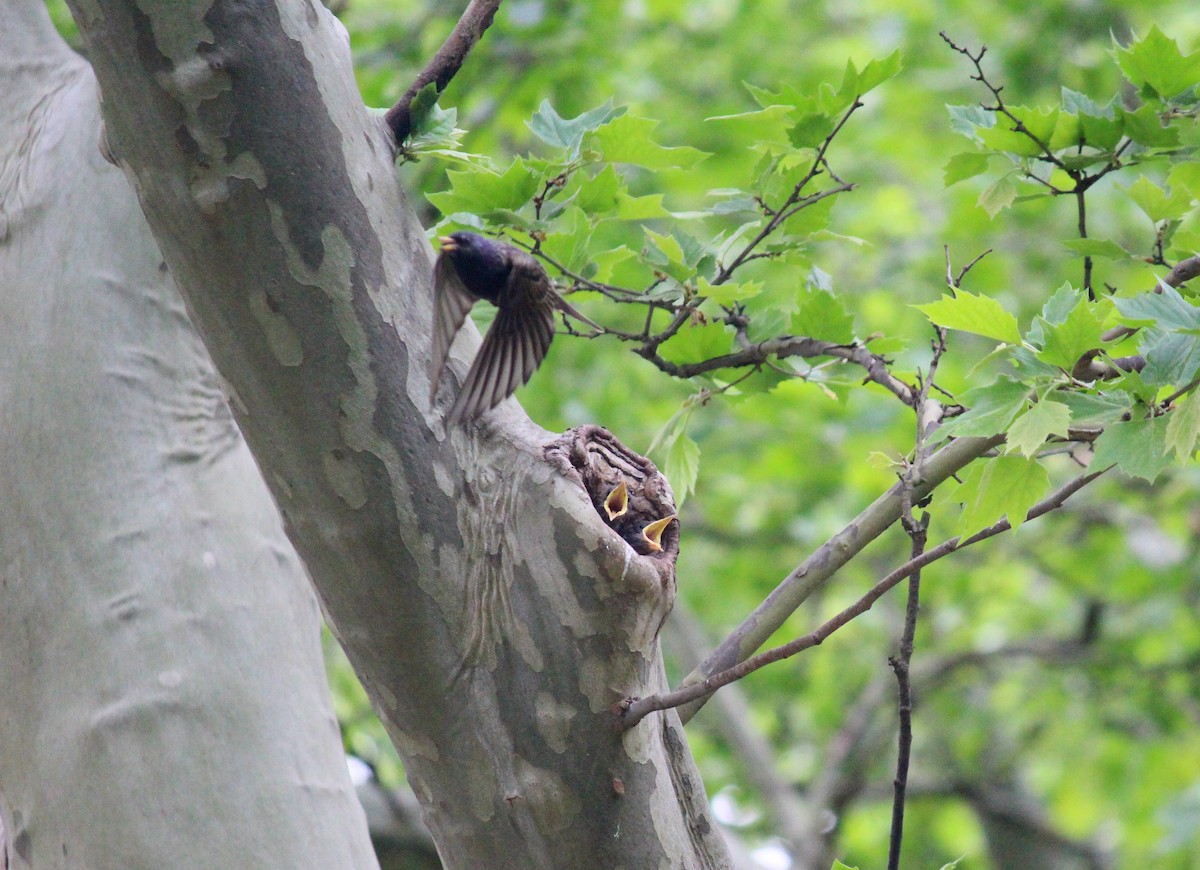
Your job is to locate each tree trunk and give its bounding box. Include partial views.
[57,0,730,866]
[0,2,376,867]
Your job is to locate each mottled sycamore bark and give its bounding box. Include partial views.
[51,0,729,867]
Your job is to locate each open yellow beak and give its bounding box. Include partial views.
[439,235,457,253]
[641,516,676,552]
[604,481,629,521]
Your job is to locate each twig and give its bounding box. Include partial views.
[886,321,947,867]
[714,102,863,285]
[940,32,1139,298]
[886,513,925,870]
[636,335,925,408]
[1164,253,1200,289]
[385,0,503,145]
[939,33,1064,172]
[616,467,1106,730]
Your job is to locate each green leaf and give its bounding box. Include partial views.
[944,151,992,187]
[1114,26,1200,100]
[830,862,859,870]
[1034,294,1105,369]
[1079,114,1124,152]
[1122,176,1194,223]
[1006,399,1072,457]
[643,227,690,281]
[952,455,1050,537]
[1059,89,1123,148]
[1061,238,1132,260]
[915,291,1022,344]
[407,82,441,133]
[1141,330,1200,387]
[706,105,795,146]
[1048,109,1083,151]
[1170,162,1200,199]
[615,191,673,220]
[1120,104,1181,148]
[541,206,593,273]
[788,113,837,149]
[1040,282,1084,325]
[660,321,733,365]
[664,433,701,506]
[647,403,694,456]
[571,164,622,214]
[1092,415,1174,482]
[947,104,995,139]
[426,158,540,216]
[793,287,856,343]
[1060,87,1114,120]
[1056,390,1133,425]
[698,277,763,306]
[978,172,1018,217]
[743,81,808,110]
[1111,366,1163,406]
[938,379,1030,439]
[527,99,626,152]
[591,246,637,283]
[977,106,1059,157]
[1115,284,1200,331]
[1166,389,1200,458]
[584,115,709,169]
[841,49,902,97]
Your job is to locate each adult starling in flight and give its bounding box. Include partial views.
[429,232,600,425]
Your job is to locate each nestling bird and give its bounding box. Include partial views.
[603,479,676,555]
[429,232,600,425]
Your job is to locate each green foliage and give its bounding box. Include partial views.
[916,291,1022,344]
[947,453,1050,536]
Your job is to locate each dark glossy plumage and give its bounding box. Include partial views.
[429,232,598,425]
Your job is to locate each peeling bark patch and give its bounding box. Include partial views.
[533,691,576,754]
[389,727,440,763]
[322,449,367,509]
[513,755,580,835]
[248,288,303,366]
[190,151,267,213]
[432,460,455,499]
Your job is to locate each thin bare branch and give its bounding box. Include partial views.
[617,467,1106,730]
[714,100,863,284]
[386,0,503,146]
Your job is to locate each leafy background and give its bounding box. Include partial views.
[350,1,1200,867]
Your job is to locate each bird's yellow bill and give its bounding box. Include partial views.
[439,236,458,252]
[641,516,676,552]
[604,481,629,521]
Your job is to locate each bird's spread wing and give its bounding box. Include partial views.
[506,249,601,331]
[445,294,555,426]
[429,252,478,403]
